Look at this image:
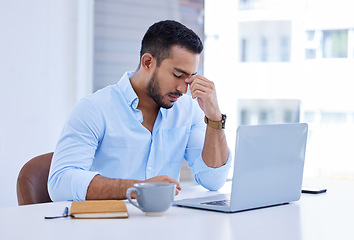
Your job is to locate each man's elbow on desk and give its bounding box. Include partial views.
[195,169,230,191]
[47,174,69,202]
[192,151,232,191]
[48,169,98,202]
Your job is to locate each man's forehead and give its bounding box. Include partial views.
[160,46,200,73]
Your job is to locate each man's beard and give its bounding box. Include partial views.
[147,70,182,109]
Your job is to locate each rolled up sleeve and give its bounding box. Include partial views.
[191,150,232,191]
[48,168,99,201]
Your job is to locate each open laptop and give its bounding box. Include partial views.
[174,123,308,213]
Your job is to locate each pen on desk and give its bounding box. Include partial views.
[44,207,70,219]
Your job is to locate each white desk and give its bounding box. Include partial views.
[1,178,353,240]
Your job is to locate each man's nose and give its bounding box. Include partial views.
[177,80,188,94]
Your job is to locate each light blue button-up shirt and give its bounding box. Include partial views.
[48,72,231,201]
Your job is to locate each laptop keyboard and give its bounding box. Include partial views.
[201,199,230,206]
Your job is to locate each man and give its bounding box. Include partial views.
[48,20,231,201]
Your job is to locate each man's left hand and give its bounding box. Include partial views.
[185,75,222,121]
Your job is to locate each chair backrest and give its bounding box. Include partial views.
[17,152,53,205]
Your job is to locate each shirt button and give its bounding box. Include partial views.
[148,166,152,171]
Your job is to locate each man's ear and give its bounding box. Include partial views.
[140,53,155,71]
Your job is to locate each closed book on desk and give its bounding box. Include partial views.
[70,200,129,219]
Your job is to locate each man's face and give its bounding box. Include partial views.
[147,46,200,109]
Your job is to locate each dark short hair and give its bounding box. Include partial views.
[140,20,203,66]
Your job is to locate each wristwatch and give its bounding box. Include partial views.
[204,114,226,129]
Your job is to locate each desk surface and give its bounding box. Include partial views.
[1,178,353,240]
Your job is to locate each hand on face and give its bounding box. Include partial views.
[185,75,222,121]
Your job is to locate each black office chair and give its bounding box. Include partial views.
[16,152,53,205]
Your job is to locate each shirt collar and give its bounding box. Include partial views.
[160,107,168,120]
[117,71,139,109]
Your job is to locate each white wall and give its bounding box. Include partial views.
[0,0,92,207]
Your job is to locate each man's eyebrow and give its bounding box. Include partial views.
[174,68,197,76]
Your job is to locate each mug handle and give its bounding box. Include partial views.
[126,187,143,211]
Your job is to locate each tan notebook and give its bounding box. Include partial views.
[70,200,129,219]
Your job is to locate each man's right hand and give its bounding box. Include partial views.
[144,175,182,195]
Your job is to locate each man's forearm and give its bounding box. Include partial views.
[86,175,141,200]
[86,174,182,200]
[185,75,228,168]
[202,126,229,168]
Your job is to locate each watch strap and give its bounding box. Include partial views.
[204,114,226,129]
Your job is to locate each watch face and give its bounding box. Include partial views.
[221,114,226,129]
